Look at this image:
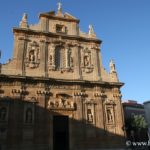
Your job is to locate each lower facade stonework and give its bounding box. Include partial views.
[0,77,125,150]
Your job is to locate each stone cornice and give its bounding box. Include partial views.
[39,13,80,23]
[0,74,124,87]
[13,28,102,44]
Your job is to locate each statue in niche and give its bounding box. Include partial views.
[0,107,7,121]
[25,108,32,123]
[81,48,94,73]
[87,108,93,123]
[70,57,73,67]
[25,41,40,68]
[109,59,116,73]
[49,55,52,66]
[29,50,35,62]
[107,109,113,123]
[84,55,90,66]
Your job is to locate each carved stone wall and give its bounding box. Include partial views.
[0,5,125,150]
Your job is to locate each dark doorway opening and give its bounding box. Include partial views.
[53,115,69,150]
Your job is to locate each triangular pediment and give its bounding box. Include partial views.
[64,12,77,20]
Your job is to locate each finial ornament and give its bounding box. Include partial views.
[57,2,62,11]
[88,24,95,35]
[88,24,96,38]
[109,59,116,73]
[22,13,27,21]
[20,13,28,28]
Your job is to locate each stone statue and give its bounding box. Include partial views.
[29,51,35,62]
[84,55,90,66]
[20,13,28,28]
[107,109,113,123]
[0,107,7,121]
[70,57,73,67]
[25,109,32,123]
[88,25,95,35]
[49,55,52,65]
[109,59,116,73]
[87,109,93,123]
[57,2,62,11]
[22,13,27,22]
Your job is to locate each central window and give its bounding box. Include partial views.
[56,24,63,33]
[56,24,67,34]
[55,46,65,70]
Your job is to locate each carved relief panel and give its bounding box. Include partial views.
[81,48,94,73]
[25,41,40,68]
[47,94,75,110]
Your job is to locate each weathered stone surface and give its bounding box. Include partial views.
[0,4,125,150]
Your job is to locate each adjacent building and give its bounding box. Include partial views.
[143,100,150,140]
[0,4,125,150]
[122,100,145,119]
[122,100,148,142]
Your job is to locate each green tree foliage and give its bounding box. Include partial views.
[131,115,147,130]
[125,115,147,130]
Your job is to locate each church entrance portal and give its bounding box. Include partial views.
[53,115,69,150]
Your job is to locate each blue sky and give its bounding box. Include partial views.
[0,0,150,103]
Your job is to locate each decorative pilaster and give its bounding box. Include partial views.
[40,40,47,76]
[48,44,55,71]
[66,47,69,68]
[16,37,28,75]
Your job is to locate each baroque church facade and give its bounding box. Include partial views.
[0,4,125,150]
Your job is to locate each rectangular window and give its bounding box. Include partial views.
[56,24,67,34]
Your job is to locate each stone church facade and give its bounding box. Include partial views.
[0,4,125,150]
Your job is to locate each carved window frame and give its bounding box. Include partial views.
[81,48,94,73]
[84,99,96,125]
[105,103,115,125]
[56,24,67,34]
[55,45,66,71]
[25,41,40,68]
